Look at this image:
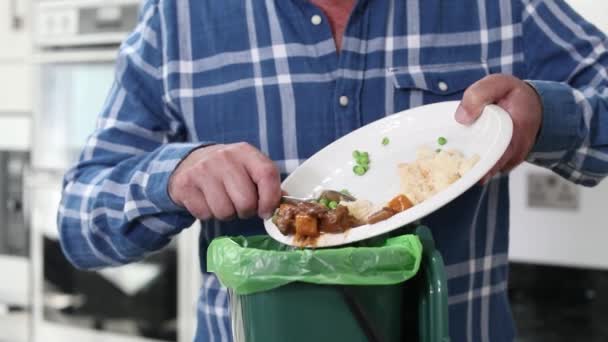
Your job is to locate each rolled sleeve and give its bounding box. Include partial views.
[521,0,608,186]
[525,80,581,159]
[145,142,211,212]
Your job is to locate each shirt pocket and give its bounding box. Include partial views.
[389,62,490,104]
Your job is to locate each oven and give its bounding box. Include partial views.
[28,1,201,341]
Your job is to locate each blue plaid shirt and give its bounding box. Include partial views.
[58,0,608,341]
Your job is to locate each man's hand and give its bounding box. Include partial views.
[455,74,543,184]
[168,143,281,221]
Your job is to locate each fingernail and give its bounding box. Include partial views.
[480,175,489,185]
[454,105,471,125]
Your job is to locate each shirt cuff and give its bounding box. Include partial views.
[525,80,580,162]
[145,142,214,213]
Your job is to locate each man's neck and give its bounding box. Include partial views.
[309,0,356,52]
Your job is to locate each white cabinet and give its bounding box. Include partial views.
[0,0,32,114]
[0,0,32,151]
[0,0,30,60]
[0,63,32,114]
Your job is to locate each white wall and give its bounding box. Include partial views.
[510,164,608,269]
[565,0,608,33]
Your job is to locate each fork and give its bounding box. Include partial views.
[281,189,356,205]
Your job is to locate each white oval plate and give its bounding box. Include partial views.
[264,101,513,248]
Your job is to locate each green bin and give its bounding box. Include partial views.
[209,226,449,342]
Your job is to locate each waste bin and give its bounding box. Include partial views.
[207,226,449,342]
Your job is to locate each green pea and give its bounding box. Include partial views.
[319,198,330,207]
[352,150,370,175]
[382,137,390,146]
[353,165,366,176]
[357,156,369,166]
[328,201,338,209]
[438,136,447,146]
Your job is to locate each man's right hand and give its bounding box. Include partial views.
[168,143,281,221]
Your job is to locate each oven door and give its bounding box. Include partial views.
[31,51,116,171]
[29,51,202,342]
[28,171,202,342]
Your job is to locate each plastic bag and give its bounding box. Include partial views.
[207,234,422,295]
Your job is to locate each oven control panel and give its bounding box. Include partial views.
[35,0,140,48]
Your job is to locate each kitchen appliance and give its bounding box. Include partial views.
[28,1,201,342]
[0,152,28,257]
[31,0,135,171]
[0,150,30,342]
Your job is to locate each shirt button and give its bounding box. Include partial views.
[339,95,349,107]
[438,81,449,92]
[311,15,322,26]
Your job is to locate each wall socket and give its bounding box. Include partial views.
[527,173,580,210]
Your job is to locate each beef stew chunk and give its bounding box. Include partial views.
[273,201,360,238]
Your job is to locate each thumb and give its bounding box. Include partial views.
[455,74,518,125]
[455,104,475,125]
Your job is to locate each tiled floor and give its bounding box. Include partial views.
[509,263,608,342]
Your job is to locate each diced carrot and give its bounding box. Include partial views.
[295,214,319,237]
[367,208,397,224]
[387,194,414,213]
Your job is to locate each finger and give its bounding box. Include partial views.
[503,160,521,173]
[247,157,281,219]
[486,154,510,181]
[255,166,282,219]
[479,143,515,185]
[479,174,492,186]
[222,143,281,219]
[456,74,518,125]
[182,187,212,221]
[198,176,236,221]
[499,131,530,174]
[502,154,526,173]
[479,168,498,186]
[237,146,281,218]
[223,163,259,219]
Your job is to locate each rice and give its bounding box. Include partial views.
[398,146,479,204]
[342,146,480,221]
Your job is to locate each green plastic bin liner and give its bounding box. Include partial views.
[207,226,449,342]
[207,234,423,295]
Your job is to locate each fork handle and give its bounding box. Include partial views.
[280,196,312,205]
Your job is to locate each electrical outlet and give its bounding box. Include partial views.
[527,173,580,210]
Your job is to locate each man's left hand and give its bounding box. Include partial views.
[455,74,543,184]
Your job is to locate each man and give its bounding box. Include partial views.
[58,0,608,341]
